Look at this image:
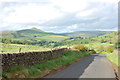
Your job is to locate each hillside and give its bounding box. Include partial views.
[1,28,69,42]
[1,30,119,53]
[1,28,115,47]
[92,31,119,43]
[1,28,111,41]
[60,31,112,37]
[55,31,119,47]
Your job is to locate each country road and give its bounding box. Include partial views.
[45,53,116,78]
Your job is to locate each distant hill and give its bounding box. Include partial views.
[60,31,112,37]
[1,28,118,47]
[92,31,119,43]
[1,28,69,42]
[54,31,119,47]
[1,28,113,45]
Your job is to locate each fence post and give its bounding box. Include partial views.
[19,48,21,52]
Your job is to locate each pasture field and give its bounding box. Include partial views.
[0,42,114,53]
[0,43,52,53]
[36,35,69,41]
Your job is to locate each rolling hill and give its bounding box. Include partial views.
[1,29,119,53]
[1,27,114,47]
[92,31,119,43]
[55,31,119,47]
[1,28,112,41]
[60,31,112,37]
[1,28,69,42]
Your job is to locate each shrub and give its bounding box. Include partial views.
[98,45,104,53]
[114,42,120,49]
[105,46,114,53]
[74,43,88,51]
[89,50,96,54]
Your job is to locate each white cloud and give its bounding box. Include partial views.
[96,27,118,31]
[76,8,97,18]
[4,3,63,23]
[0,0,51,2]
[67,24,78,29]
[89,0,119,3]
[50,0,88,13]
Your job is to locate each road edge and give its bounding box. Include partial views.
[106,56,119,80]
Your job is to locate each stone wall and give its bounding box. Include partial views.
[1,48,67,71]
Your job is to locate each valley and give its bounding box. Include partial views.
[1,28,117,53]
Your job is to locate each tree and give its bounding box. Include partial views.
[98,45,104,53]
[74,43,88,51]
[114,42,120,49]
[105,46,114,53]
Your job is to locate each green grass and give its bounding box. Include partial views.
[3,50,95,78]
[1,43,51,53]
[106,53,120,67]
[85,43,114,52]
[37,35,69,41]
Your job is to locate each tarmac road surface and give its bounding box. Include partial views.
[45,53,116,78]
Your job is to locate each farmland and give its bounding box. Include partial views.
[1,29,119,53]
[0,43,51,53]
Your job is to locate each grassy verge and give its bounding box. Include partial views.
[3,50,95,78]
[106,53,120,67]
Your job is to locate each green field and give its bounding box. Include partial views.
[1,43,52,53]
[0,42,114,53]
[36,35,69,41]
[1,29,119,54]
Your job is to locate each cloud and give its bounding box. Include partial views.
[50,0,88,13]
[3,3,63,23]
[0,0,118,33]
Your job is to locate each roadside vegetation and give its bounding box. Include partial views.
[74,43,88,51]
[106,53,120,67]
[3,49,96,78]
[106,42,120,67]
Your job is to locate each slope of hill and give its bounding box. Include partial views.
[1,27,115,47]
[1,28,69,47]
[60,31,112,37]
[2,28,55,37]
[55,31,119,47]
[1,28,112,41]
[1,30,119,53]
[92,31,119,43]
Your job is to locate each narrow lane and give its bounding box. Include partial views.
[46,53,116,78]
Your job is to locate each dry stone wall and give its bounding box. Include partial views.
[1,48,67,71]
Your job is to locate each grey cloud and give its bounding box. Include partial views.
[40,13,100,27]
[40,2,117,32]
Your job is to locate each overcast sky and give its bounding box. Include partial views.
[0,0,119,33]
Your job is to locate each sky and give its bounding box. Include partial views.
[0,0,119,33]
